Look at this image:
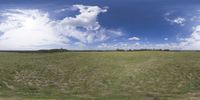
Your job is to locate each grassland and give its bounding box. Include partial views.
[0,51,200,100]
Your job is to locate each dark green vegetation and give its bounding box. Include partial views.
[0,51,200,100]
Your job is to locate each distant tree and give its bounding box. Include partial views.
[116,48,125,51]
[163,49,170,51]
[37,48,68,53]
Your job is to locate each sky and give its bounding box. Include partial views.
[0,0,200,50]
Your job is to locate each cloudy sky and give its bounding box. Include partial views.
[0,0,200,50]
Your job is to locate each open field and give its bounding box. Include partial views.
[0,51,200,100]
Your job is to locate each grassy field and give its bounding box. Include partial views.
[0,51,200,100]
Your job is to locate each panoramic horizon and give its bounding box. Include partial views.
[1,1,200,100]
[0,0,200,50]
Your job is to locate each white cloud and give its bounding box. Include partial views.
[164,12,186,26]
[0,5,122,50]
[165,17,186,26]
[97,42,179,50]
[0,9,66,50]
[164,38,168,41]
[55,6,78,13]
[178,25,200,50]
[173,17,186,25]
[53,5,122,43]
[128,36,140,41]
[97,43,124,50]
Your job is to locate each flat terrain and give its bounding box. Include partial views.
[0,51,200,100]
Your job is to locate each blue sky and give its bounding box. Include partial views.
[0,0,200,50]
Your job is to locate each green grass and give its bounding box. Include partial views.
[0,51,200,100]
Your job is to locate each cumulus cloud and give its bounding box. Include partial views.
[0,9,65,50]
[128,36,140,41]
[178,25,200,50]
[0,5,122,50]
